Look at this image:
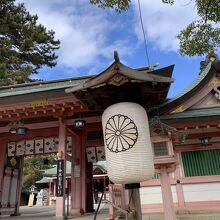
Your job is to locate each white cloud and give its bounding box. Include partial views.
[17,0,199,78]
[18,0,133,72]
[133,0,198,52]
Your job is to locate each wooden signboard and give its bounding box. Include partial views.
[56,160,64,197]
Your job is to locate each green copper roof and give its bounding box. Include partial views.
[165,62,212,105]
[43,161,71,176]
[0,76,90,98]
[147,61,217,115]
[160,107,220,120]
[36,177,50,184]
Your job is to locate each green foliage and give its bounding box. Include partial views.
[177,0,220,56]
[177,21,220,56]
[90,0,220,56]
[90,0,174,12]
[196,0,220,22]
[22,155,56,192]
[0,0,60,86]
[90,0,131,12]
[161,0,174,4]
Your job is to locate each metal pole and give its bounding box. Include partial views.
[93,190,105,220]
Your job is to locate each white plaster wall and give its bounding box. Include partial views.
[171,185,178,203]
[140,186,162,204]
[183,182,220,202]
[140,185,177,204]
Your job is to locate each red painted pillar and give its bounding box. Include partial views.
[56,118,67,219]
[70,129,86,215]
[0,139,6,191]
[174,154,185,210]
[14,155,24,215]
[108,184,114,220]
[70,132,82,214]
[160,167,176,220]
[0,139,6,212]
[80,129,86,213]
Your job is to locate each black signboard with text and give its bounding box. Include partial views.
[56,159,64,197]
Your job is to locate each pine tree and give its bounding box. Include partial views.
[0,0,60,86]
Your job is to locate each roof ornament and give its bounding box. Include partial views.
[114,50,120,62]
[200,52,219,72]
[149,62,160,70]
[208,51,219,62]
[150,116,187,144]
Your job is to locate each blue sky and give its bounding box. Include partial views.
[19,0,204,98]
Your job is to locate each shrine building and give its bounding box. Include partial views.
[0,52,220,219]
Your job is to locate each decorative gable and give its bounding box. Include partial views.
[157,55,220,116]
[190,85,220,109]
[169,74,220,114]
[66,51,174,111]
[107,74,129,86]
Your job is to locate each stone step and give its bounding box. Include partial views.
[142,213,220,220]
[179,215,220,220]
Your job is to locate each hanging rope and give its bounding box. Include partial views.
[137,0,150,66]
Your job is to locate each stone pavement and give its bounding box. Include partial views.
[71,210,220,220]
[1,204,220,220]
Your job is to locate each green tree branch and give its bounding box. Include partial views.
[0,0,60,86]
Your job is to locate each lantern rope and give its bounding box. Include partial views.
[127,190,134,212]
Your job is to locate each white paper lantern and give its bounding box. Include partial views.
[44,138,55,153]
[66,136,72,152]
[86,147,97,163]
[8,142,16,157]
[25,140,34,155]
[102,102,154,184]
[16,140,26,156]
[35,139,44,154]
[96,146,106,161]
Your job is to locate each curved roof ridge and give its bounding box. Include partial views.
[0,75,92,91]
[66,61,174,93]
[161,62,212,107]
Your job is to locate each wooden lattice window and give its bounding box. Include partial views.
[153,141,169,157]
[181,149,220,176]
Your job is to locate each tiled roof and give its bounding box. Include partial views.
[43,161,71,176]
[0,76,91,98]
[66,61,174,93]
[163,62,212,106]
[160,107,220,120]
[36,177,50,184]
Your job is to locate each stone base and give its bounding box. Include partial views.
[54,216,67,220]
[70,208,83,215]
[10,213,21,216]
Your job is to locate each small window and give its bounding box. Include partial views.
[153,142,168,157]
[153,173,160,179]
